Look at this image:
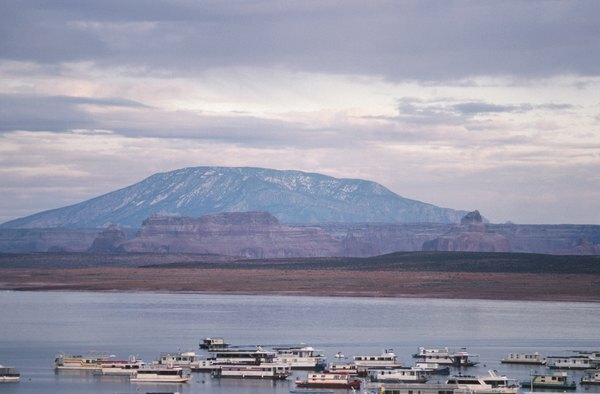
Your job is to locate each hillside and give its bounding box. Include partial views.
[1,167,467,228]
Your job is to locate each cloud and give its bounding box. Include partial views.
[2,1,600,81]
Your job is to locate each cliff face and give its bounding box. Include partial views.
[1,212,599,256]
[120,212,342,258]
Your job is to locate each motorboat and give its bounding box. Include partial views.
[581,370,600,385]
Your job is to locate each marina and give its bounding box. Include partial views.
[1,291,599,393]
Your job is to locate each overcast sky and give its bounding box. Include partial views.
[1,0,599,225]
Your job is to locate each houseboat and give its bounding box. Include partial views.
[581,370,600,385]
[413,347,478,367]
[324,362,359,375]
[446,370,519,394]
[0,366,20,383]
[97,356,145,376]
[353,350,400,368]
[211,347,277,364]
[547,355,599,369]
[154,351,203,369]
[53,353,110,371]
[370,367,429,383]
[211,362,291,379]
[129,365,191,383]
[500,352,545,365]
[272,345,326,370]
[520,371,576,390]
[199,337,229,351]
[295,372,362,389]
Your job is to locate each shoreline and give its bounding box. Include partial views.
[1,267,599,303]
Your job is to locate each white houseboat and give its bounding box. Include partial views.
[154,351,203,369]
[325,362,359,375]
[53,353,110,371]
[500,352,545,365]
[414,362,450,375]
[581,370,600,385]
[413,347,478,367]
[370,367,429,383]
[353,350,400,368]
[211,363,291,379]
[295,372,362,389]
[211,347,277,364]
[520,371,576,390]
[97,356,145,376]
[272,345,326,370]
[130,365,191,383]
[446,370,519,394]
[547,355,599,369]
[199,337,229,351]
[0,366,20,383]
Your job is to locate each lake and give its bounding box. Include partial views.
[0,291,599,393]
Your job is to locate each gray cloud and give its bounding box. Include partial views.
[2,1,599,80]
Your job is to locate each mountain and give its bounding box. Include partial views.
[1,166,468,229]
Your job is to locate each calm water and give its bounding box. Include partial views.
[0,291,599,393]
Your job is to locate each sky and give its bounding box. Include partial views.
[1,0,599,225]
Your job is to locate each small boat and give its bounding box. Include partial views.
[500,352,545,365]
[130,365,191,383]
[53,353,110,371]
[199,337,229,351]
[370,366,429,383]
[520,371,577,390]
[413,346,478,367]
[581,370,600,385]
[211,362,291,379]
[334,352,345,359]
[0,366,20,383]
[446,370,519,394]
[295,372,361,389]
[273,345,326,370]
[97,355,145,376]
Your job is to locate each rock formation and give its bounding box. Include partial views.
[422,210,511,252]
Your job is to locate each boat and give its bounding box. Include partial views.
[273,345,326,370]
[53,353,111,371]
[129,365,191,383]
[211,362,291,379]
[324,362,359,375]
[500,352,545,365]
[414,362,450,375]
[413,347,478,367]
[520,371,577,390]
[0,366,20,383]
[353,349,401,368]
[295,372,361,389]
[370,366,429,383]
[581,370,600,385]
[199,337,229,351]
[547,355,599,369]
[154,351,203,369]
[446,370,519,394]
[210,347,277,364]
[96,356,145,376]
